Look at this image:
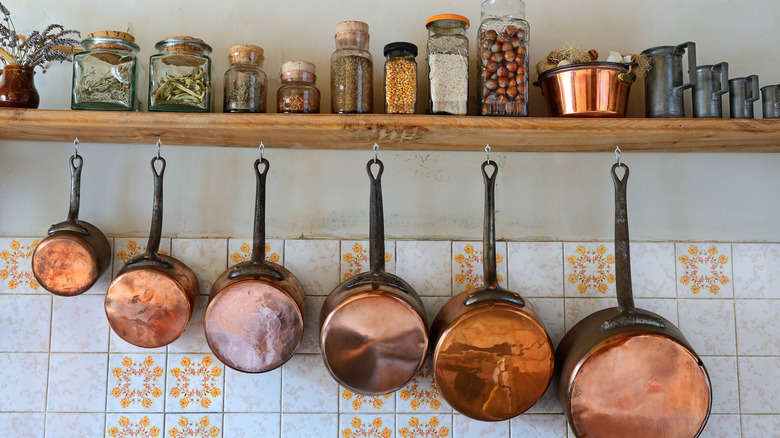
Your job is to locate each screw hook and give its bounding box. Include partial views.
[73,138,79,158]
[485,144,491,164]
[156,139,162,160]
[615,145,622,167]
[259,141,265,161]
[373,143,379,163]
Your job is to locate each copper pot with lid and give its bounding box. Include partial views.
[205,156,306,373]
[105,152,199,348]
[32,146,111,296]
[320,158,429,395]
[430,160,555,421]
[554,161,711,437]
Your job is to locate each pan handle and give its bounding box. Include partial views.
[48,154,89,235]
[367,159,386,274]
[143,156,166,259]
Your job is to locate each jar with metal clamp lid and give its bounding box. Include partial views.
[149,35,212,112]
[71,31,141,111]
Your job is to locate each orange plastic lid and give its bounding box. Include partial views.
[425,14,470,28]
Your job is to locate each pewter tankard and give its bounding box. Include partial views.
[761,84,780,119]
[642,42,697,118]
[692,63,728,118]
[729,75,759,119]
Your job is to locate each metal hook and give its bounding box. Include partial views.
[259,141,265,161]
[615,145,622,167]
[73,138,79,158]
[485,144,491,164]
[373,143,379,163]
[156,139,162,159]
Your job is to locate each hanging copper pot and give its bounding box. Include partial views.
[554,162,711,438]
[205,157,306,373]
[320,158,429,395]
[430,160,555,421]
[32,150,111,296]
[104,154,200,348]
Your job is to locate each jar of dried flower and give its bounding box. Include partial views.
[71,31,140,111]
[223,44,267,113]
[148,36,212,112]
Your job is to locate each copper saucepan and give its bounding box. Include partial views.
[32,150,111,296]
[320,159,428,395]
[105,154,200,348]
[554,163,711,437]
[430,160,555,421]
[205,157,306,373]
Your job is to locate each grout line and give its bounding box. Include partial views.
[42,293,54,438]
[730,243,745,437]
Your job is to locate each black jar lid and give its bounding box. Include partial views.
[384,42,418,57]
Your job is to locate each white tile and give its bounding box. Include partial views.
[396,240,452,297]
[526,384,563,415]
[46,413,103,438]
[298,296,324,354]
[223,413,280,438]
[453,414,509,438]
[510,414,567,437]
[0,353,48,411]
[452,241,508,295]
[676,243,733,298]
[170,238,227,295]
[282,413,337,438]
[634,298,679,326]
[107,354,166,412]
[677,299,737,355]
[340,240,396,281]
[83,237,113,295]
[340,388,395,413]
[165,354,224,413]
[47,353,108,412]
[421,297,450,330]
[698,415,741,438]
[736,299,780,355]
[741,415,780,437]
[563,242,616,297]
[339,414,395,438]
[167,297,210,354]
[50,294,109,352]
[0,238,43,293]
[283,240,340,296]
[701,356,739,414]
[0,413,44,438]
[563,298,613,332]
[106,414,164,437]
[0,294,51,352]
[733,243,780,298]
[224,367,281,412]
[396,356,451,413]
[282,354,338,413]
[397,414,452,438]
[112,238,172,277]
[631,242,677,298]
[507,242,563,298]
[109,329,167,354]
[165,413,222,438]
[530,298,564,350]
[227,238,284,266]
[739,357,780,414]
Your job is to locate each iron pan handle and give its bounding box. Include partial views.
[47,220,89,236]
[463,285,525,307]
[228,260,285,281]
[344,271,411,294]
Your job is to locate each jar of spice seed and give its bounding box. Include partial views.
[425,14,470,115]
[223,45,267,113]
[149,36,212,112]
[331,21,373,113]
[277,61,320,113]
[71,31,141,111]
[384,42,417,114]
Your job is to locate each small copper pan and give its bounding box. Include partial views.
[105,154,199,348]
[32,151,111,296]
[205,157,305,373]
[554,162,711,438]
[430,160,555,421]
[320,159,428,396]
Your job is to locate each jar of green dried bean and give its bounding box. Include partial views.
[71,31,140,111]
[331,21,373,113]
[149,35,212,112]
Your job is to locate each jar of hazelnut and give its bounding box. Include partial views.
[223,44,267,113]
[148,36,212,112]
[277,61,321,113]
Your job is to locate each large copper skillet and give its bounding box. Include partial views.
[554,163,711,438]
[320,159,428,395]
[205,157,305,373]
[105,155,200,348]
[32,150,111,296]
[430,160,554,421]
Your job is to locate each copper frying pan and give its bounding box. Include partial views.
[320,158,428,395]
[205,157,305,373]
[32,150,111,296]
[105,154,200,348]
[430,160,554,421]
[554,163,711,438]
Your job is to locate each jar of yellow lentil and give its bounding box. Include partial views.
[383,42,417,114]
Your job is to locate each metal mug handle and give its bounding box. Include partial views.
[745,75,760,105]
[711,62,729,101]
[673,41,697,97]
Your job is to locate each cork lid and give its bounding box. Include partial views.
[156,35,211,55]
[87,30,135,42]
[281,61,316,75]
[336,20,369,33]
[228,44,264,65]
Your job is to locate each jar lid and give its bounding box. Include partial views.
[87,30,135,42]
[281,61,316,75]
[156,35,212,55]
[384,42,418,57]
[336,20,369,33]
[228,44,264,64]
[425,14,470,29]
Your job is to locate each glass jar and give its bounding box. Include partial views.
[425,14,470,115]
[277,61,321,113]
[71,31,140,111]
[331,20,373,113]
[223,45,267,113]
[148,36,212,112]
[384,42,417,114]
[478,0,530,116]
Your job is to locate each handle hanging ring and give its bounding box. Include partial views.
[373,143,379,163]
[259,141,265,161]
[615,145,622,167]
[73,138,79,158]
[485,144,491,164]
[156,139,162,160]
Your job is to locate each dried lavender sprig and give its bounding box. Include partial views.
[0,1,80,69]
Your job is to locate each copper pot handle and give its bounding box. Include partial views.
[48,153,90,235]
[125,156,172,270]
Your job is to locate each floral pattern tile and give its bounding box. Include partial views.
[678,299,737,356]
[340,414,394,438]
[733,243,780,298]
[50,294,110,352]
[452,241,507,294]
[223,413,280,438]
[170,239,227,295]
[167,298,210,354]
[738,357,780,414]
[397,357,450,413]
[701,356,739,414]
[341,240,396,280]
[47,353,108,412]
[340,389,394,413]
[164,414,221,438]
[106,414,164,438]
[283,240,340,296]
[564,243,616,297]
[510,414,567,437]
[108,355,166,412]
[736,299,780,355]
[0,238,41,293]
[397,414,451,438]
[46,413,104,438]
[282,354,338,413]
[396,241,452,297]
[0,353,48,411]
[165,355,224,412]
[676,243,733,297]
[0,294,51,352]
[453,414,509,437]
[0,413,45,437]
[228,238,284,265]
[281,413,337,438]
[224,367,281,412]
[507,242,563,298]
[113,238,172,277]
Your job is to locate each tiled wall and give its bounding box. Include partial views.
[0,237,778,438]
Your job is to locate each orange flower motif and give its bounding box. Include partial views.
[167,416,219,438]
[110,356,164,409]
[341,416,393,438]
[117,240,168,264]
[169,356,223,410]
[230,241,281,264]
[342,389,393,410]
[399,361,443,411]
[454,244,504,289]
[566,244,616,294]
[0,239,40,290]
[399,416,449,438]
[107,415,161,438]
[343,242,393,280]
[678,244,730,295]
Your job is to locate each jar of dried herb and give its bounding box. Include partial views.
[149,36,212,112]
[331,21,373,114]
[277,61,320,113]
[425,15,470,115]
[223,45,267,113]
[384,42,417,114]
[71,31,140,111]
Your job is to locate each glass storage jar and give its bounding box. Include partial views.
[148,35,212,112]
[478,0,529,116]
[384,42,417,114]
[331,20,373,113]
[425,14,470,115]
[277,61,320,113]
[71,31,140,111]
[223,45,267,113]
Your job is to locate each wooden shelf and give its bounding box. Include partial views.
[0,109,778,152]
